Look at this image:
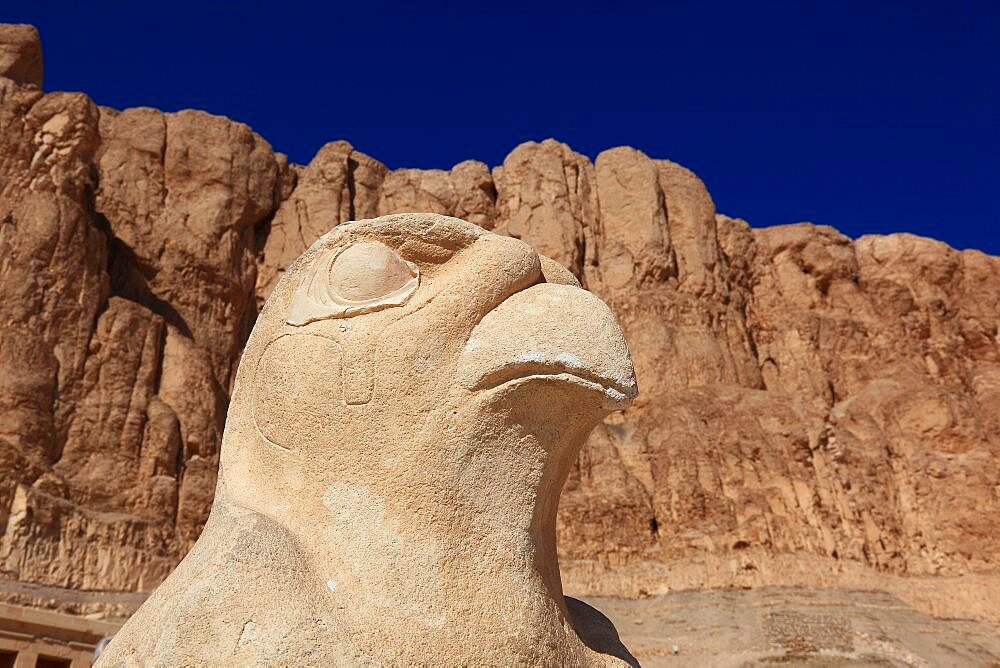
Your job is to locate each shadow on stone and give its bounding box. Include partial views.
[566,596,641,668]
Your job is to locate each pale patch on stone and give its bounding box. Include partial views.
[238,620,257,646]
[556,352,584,369]
[519,351,547,363]
[322,481,445,628]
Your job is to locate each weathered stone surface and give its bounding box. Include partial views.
[101,213,640,666]
[0,28,290,596]
[588,587,1000,666]
[0,83,112,590]
[1,23,999,629]
[0,24,42,88]
[492,139,595,276]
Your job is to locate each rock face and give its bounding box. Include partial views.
[587,587,1000,666]
[1,25,998,625]
[101,213,639,666]
[0,24,42,88]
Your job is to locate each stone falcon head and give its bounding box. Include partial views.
[101,213,639,667]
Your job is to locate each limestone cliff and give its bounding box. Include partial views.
[1,25,997,622]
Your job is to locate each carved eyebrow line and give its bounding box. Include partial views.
[388,236,481,265]
[339,216,485,260]
[396,235,470,252]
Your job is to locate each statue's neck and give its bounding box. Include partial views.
[295,470,564,621]
[216,416,596,662]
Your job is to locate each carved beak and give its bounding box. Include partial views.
[459,283,638,411]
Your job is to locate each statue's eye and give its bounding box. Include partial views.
[286,241,419,326]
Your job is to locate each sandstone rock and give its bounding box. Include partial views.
[0,86,111,588]
[0,49,292,595]
[592,147,674,291]
[492,139,596,277]
[94,104,290,548]
[101,213,640,666]
[0,24,42,88]
[589,587,1000,666]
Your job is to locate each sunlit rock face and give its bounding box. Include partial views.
[100,213,639,666]
[1,22,999,628]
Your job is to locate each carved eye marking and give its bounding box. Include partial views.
[286,241,419,326]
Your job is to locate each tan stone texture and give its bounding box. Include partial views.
[0,24,42,88]
[1,23,999,633]
[100,213,639,665]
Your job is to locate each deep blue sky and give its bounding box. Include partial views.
[7,1,999,253]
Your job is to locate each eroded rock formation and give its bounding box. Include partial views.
[1,25,998,623]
